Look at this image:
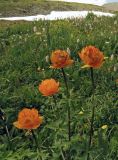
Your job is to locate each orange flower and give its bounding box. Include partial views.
[39,79,59,96]
[13,108,43,130]
[79,46,104,68]
[50,50,73,68]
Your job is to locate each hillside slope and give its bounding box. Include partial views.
[0,0,112,18]
[103,2,118,11]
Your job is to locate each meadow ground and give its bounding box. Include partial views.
[0,13,118,160]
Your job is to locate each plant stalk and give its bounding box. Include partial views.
[87,103,95,160]
[0,109,11,150]
[87,67,95,160]
[90,67,95,89]
[5,125,11,149]
[53,95,57,106]
[61,68,71,142]
[46,21,50,49]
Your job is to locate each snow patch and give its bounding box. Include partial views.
[0,11,114,21]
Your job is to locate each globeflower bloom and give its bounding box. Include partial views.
[79,46,104,68]
[13,108,43,130]
[39,79,59,96]
[50,50,73,68]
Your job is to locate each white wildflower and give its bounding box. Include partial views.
[110,54,114,61]
[67,48,71,55]
[33,26,37,33]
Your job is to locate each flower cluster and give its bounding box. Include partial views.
[14,46,106,133]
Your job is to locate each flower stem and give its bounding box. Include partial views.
[0,109,11,149]
[61,68,69,96]
[90,67,95,89]
[87,102,95,160]
[5,125,11,149]
[31,130,42,160]
[46,21,50,49]
[61,68,71,142]
[53,95,57,106]
[87,68,95,160]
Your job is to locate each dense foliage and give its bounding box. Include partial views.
[0,14,118,160]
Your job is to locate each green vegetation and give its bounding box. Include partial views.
[103,3,118,12]
[0,0,111,17]
[0,14,118,159]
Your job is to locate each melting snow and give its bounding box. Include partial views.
[0,11,114,21]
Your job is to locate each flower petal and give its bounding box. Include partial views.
[81,64,90,68]
[13,121,22,129]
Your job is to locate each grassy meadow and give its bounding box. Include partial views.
[0,13,118,160]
